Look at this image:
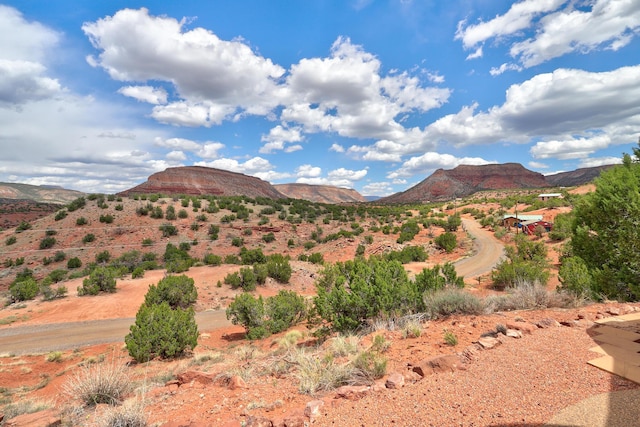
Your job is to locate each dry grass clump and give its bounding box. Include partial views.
[424,288,485,319]
[97,399,147,427]
[1,399,51,421]
[401,319,423,338]
[484,281,590,313]
[63,358,131,406]
[293,349,356,394]
[328,334,360,357]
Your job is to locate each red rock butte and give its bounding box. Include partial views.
[118,166,286,199]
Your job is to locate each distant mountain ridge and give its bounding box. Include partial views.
[0,182,84,204]
[274,183,366,204]
[544,165,615,187]
[378,163,614,204]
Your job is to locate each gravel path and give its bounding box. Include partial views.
[0,309,230,355]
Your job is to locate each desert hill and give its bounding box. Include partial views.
[0,182,84,204]
[379,163,548,203]
[118,166,286,199]
[544,165,615,187]
[274,183,366,204]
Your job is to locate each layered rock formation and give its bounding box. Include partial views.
[274,183,366,204]
[379,163,548,203]
[118,166,286,199]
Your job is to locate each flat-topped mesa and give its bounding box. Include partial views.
[118,166,286,199]
[274,183,366,204]
[379,163,548,204]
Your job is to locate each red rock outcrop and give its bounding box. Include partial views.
[380,163,548,203]
[274,183,366,204]
[118,166,285,199]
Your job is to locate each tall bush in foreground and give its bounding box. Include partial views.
[125,302,198,362]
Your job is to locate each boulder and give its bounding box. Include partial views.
[385,372,405,389]
[4,409,61,427]
[304,400,325,421]
[536,318,561,329]
[477,336,501,349]
[411,354,462,377]
[505,321,536,334]
[334,385,370,400]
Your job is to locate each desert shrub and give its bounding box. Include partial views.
[67,257,82,269]
[308,252,324,265]
[45,229,57,236]
[239,247,266,265]
[99,214,114,224]
[231,236,244,247]
[5,236,17,246]
[287,238,295,247]
[226,290,307,339]
[144,275,197,309]
[63,358,131,406]
[383,245,427,263]
[165,205,177,220]
[159,223,177,237]
[423,288,484,319]
[224,254,241,264]
[558,256,593,297]
[39,236,56,249]
[131,267,145,279]
[203,253,222,266]
[83,233,96,244]
[266,254,292,283]
[303,241,316,250]
[53,250,66,262]
[78,266,117,296]
[142,238,153,246]
[262,232,276,243]
[67,196,86,212]
[266,290,307,334]
[14,257,24,266]
[397,220,420,244]
[16,221,31,232]
[434,232,457,253]
[491,235,550,289]
[9,278,39,302]
[125,302,198,362]
[355,244,365,257]
[414,262,464,293]
[150,206,163,219]
[208,224,220,240]
[76,217,88,226]
[95,251,111,264]
[114,204,124,211]
[351,351,387,381]
[314,258,416,332]
[55,210,67,221]
[48,269,68,283]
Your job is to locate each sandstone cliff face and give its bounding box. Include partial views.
[274,184,366,204]
[118,166,286,199]
[380,163,548,203]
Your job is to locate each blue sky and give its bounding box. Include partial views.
[1,1,639,195]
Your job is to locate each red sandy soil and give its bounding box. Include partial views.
[3,185,637,426]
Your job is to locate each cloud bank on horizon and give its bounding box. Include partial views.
[0,0,638,195]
